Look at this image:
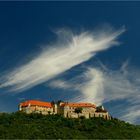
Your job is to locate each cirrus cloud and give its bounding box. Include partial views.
[49,62,140,124]
[0,27,125,92]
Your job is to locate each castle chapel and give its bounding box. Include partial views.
[19,100,111,119]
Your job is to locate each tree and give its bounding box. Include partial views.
[96,106,102,112]
[96,106,107,112]
[74,107,83,114]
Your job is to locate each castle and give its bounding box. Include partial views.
[19,100,111,119]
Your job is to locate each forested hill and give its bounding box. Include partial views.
[0,112,140,139]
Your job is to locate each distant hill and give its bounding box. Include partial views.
[0,111,140,139]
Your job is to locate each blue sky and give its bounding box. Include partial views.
[0,1,140,124]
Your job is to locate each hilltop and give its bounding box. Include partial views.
[0,111,140,139]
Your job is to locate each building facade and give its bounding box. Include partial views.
[19,100,55,115]
[19,100,110,120]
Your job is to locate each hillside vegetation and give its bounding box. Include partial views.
[0,111,140,139]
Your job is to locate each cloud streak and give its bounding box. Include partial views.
[49,68,104,105]
[49,62,140,124]
[0,27,125,92]
[1,26,140,124]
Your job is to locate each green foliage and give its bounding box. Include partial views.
[0,111,140,139]
[74,107,83,114]
[96,106,107,112]
[96,106,103,112]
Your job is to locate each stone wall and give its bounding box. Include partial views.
[20,106,53,115]
[20,103,111,120]
[61,106,110,120]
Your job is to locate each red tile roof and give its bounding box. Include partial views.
[20,100,52,108]
[60,102,96,108]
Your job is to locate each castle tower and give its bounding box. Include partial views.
[54,104,58,114]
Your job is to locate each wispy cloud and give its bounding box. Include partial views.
[49,67,105,105]
[49,79,74,90]
[49,61,140,124]
[101,62,140,124]
[120,105,140,123]
[1,26,139,123]
[0,27,125,92]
